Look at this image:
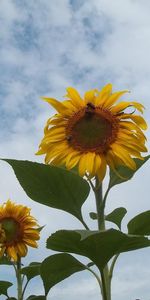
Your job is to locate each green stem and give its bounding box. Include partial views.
[109,254,119,281]
[94,177,111,300]
[86,174,96,192]
[80,217,90,230]
[16,258,23,300]
[22,279,29,299]
[103,187,110,209]
[86,265,102,292]
[95,177,104,231]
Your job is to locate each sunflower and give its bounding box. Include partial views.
[0,200,40,261]
[36,84,147,181]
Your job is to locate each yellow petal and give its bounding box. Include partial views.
[120,121,147,140]
[67,155,81,169]
[131,102,145,114]
[106,150,129,179]
[66,87,84,107]
[95,83,112,106]
[7,245,18,261]
[117,132,147,152]
[117,139,147,153]
[62,100,77,111]
[24,228,40,236]
[121,114,147,130]
[16,243,28,257]
[125,131,146,143]
[104,91,129,108]
[112,101,144,114]
[86,152,96,175]
[47,118,67,126]
[111,101,132,114]
[111,144,136,170]
[97,156,107,181]
[36,148,47,155]
[92,154,102,175]
[65,151,80,169]
[41,97,70,115]
[51,153,67,166]
[84,89,97,104]
[43,133,65,143]
[45,145,68,164]
[106,151,116,170]
[23,239,38,248]
[118,145,144,160]
[78,153,89,176]
[94,154,102,175]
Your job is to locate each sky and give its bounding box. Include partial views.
[0,0,150,299]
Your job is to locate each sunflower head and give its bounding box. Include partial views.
[0,200,40,261]
[36,84,147,181]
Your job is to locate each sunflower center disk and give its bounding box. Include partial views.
[1,218,20,243]
[0,226,6,243]
[67,110,117,152]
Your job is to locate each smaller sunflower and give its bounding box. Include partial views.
[0,200,40,261]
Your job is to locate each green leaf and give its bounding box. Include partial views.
[37,225,45,232]
[109,155,150,188]
[0,281,13,296]
[21,262,41,281]
[105,207,127,230]
[3,159,90,223]
[0,256,13,265]
[89,212,97,220]
[128,211,150,235]
[41,253,86,295]
[47,229,150,270]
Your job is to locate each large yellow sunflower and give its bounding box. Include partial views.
[0,200,40,261]
[36,84,147,181]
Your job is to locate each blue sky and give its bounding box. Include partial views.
[0,0,150,299]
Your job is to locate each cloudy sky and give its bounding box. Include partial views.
[0,0,150,299]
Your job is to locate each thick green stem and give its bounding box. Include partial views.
[16,258,23,300]
[94,177,111,300]
[95,177,104,231]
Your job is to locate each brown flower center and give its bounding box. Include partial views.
[0,225,6,243]
[66,105,119,153]
[0,218,22,244]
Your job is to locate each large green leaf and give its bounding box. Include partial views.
[105,207,127,230]
[41,253,86,295]
[3,159,90,222]
[128,211,150,235]
[0,281,13,296]
[47,229,150,270]
[109,155,150,188]
[21,262,41,281]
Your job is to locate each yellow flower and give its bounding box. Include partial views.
[36,84,147,181]
[0,200,40,261]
